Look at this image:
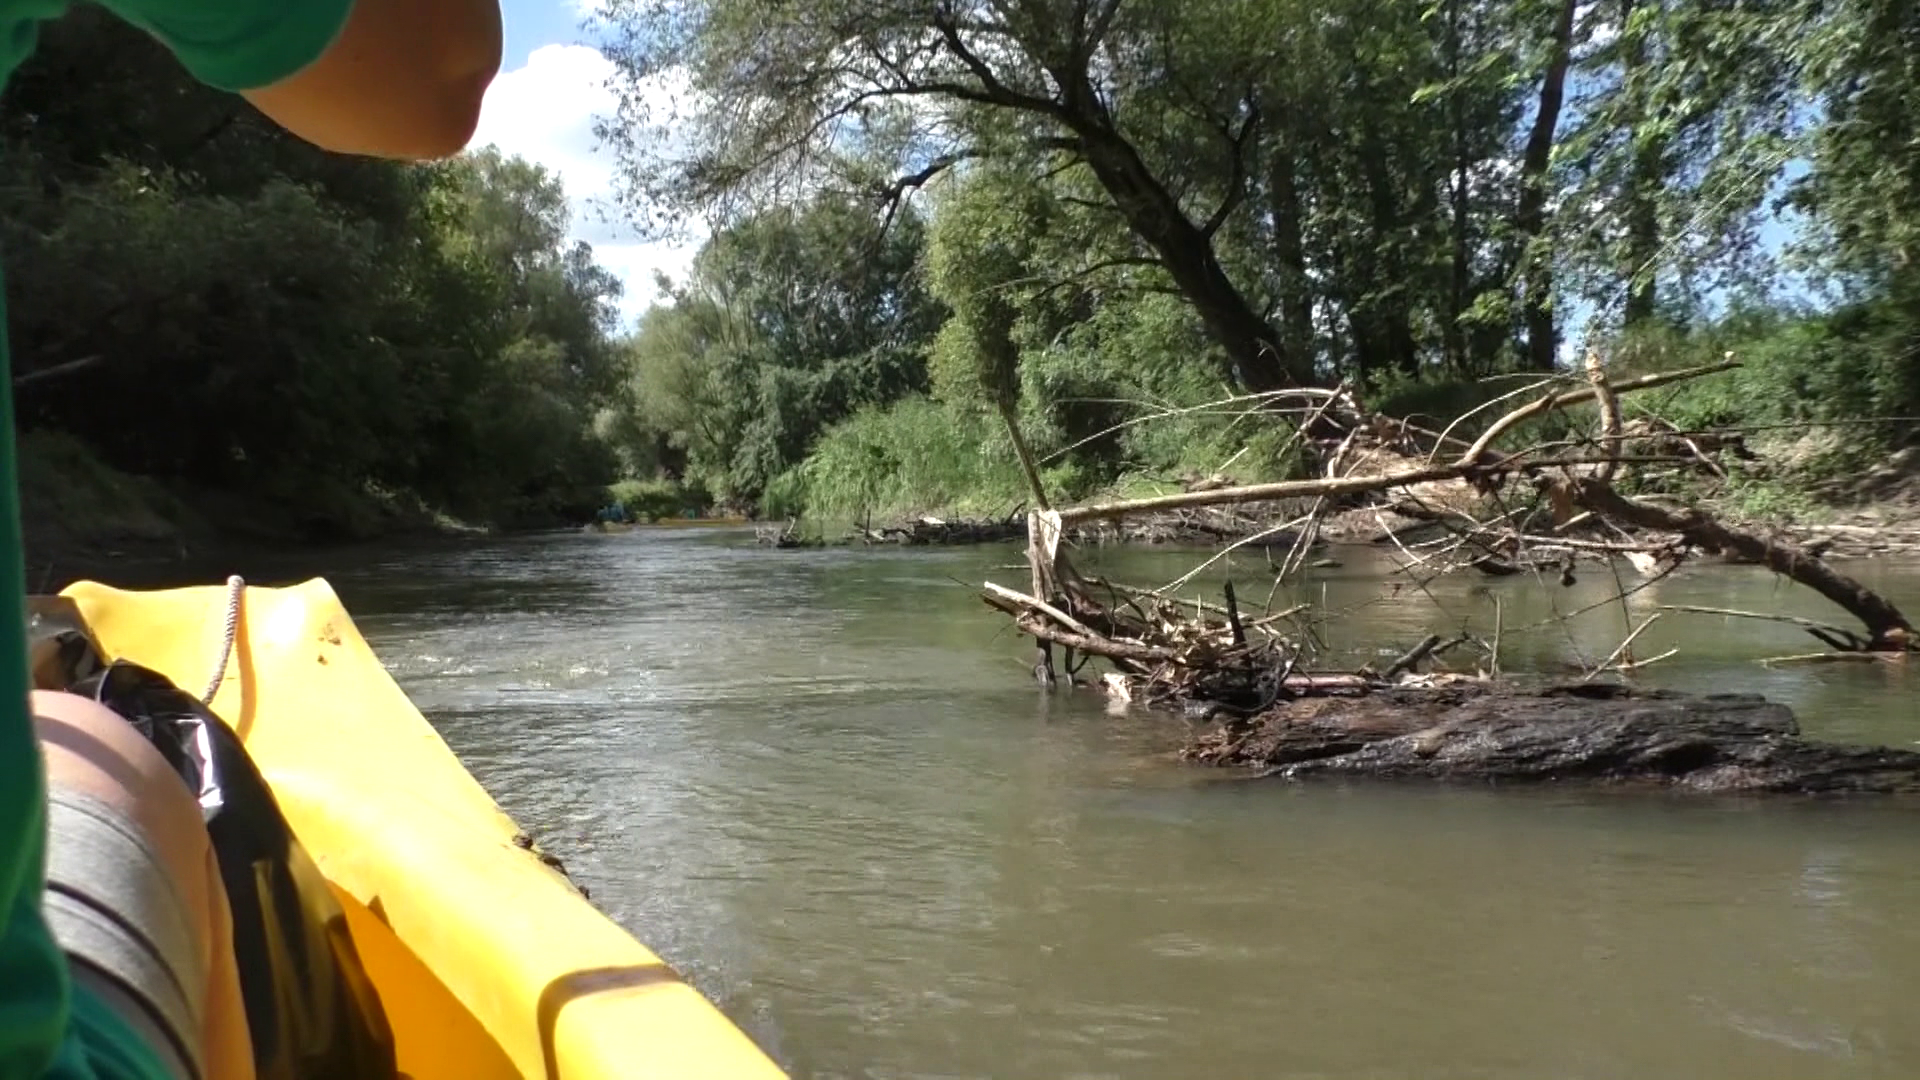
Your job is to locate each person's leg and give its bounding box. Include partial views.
[32,691,253,1080]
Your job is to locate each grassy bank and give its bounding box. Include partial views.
[761,393,1305,525]
[757,331,1918,539]
[17,430,191,566]
[16,429,483,573]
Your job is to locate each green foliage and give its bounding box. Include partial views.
[607,478,710,521]
[1714,474,1823,525]
[3,10,629,536]
[925,166,1052,412]
[14,430,186,547]
[596,0,1920,398]
[1616,301,1920,445]
[767,397,1033,520]
[28,0,1920,542]
[610,0,1920,518]
[614,194,941,506]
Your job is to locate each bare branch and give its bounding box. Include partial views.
[931,8,1071,120]
[1201,93,1260,239]
[1656,605,1864,648]
[982,581,1098,637]
[877,152,973,203]
[1031,255,1166,299]
[1584,348,1623,484]
[1462,358,1740,467]
[1586,613,1661,681]
[1568,478,1913,652]
[1085,0,1125,57]
[1059,462,1474,524]
[875,151,976,235]
[14,354,103,389]
[1385,634,1446,679]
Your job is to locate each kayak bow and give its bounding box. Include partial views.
[61,577,788,1080]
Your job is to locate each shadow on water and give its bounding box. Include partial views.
[64,528,1920,1079]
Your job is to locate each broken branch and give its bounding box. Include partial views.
[1570,479,1913,652]
[1385,634,1445,679]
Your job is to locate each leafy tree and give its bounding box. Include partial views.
[3,7,632,535]
[600,0,1317,390]
[924,165,1055,506]
[617,194,941,504]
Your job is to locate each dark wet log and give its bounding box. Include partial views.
[1187,684,1920,794]
[1567,478,1914,652]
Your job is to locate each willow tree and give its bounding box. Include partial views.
[925,166,1051,508]
[597,0,1317,392]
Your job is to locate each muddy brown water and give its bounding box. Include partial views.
[85,531,1920,1078]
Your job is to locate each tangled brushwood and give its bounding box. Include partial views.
[980,361,1917,792]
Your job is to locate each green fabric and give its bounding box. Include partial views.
[0,2,354,1077]
[97,0,353,92]
[0,291,169,1080]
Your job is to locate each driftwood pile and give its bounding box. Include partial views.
[755,520,822,549]
[1067,503,1295,545]
[980,361,1917,794]
[853,508,1028,546]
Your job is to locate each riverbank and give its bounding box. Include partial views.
[817,430,1920,556]
[17,430,488,577]
[790,478,1920,557]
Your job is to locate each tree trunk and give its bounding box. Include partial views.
[1516,0,1579,371]
[1446,0,1473,374]
[1356,80,1420,379]
[1623,140,1663,327]
[1070,125,1313,390]
[1269,142,1316,369]
[996,398,1051,511]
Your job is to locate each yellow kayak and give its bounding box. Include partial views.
[60,577,789,1080]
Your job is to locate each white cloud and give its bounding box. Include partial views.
[1573,0,1621,62]
[467,43,701,327]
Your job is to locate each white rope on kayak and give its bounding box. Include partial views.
[201,574,244,705]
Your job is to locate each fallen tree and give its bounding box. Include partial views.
[1186,683,1920,794]
[1565,478,1909,651]
[979,359,1915,793]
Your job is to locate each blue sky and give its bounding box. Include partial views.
[500,0,591,69]
[468,0,699,326]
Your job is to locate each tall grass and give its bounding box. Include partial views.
[771,386,1324,520]
[765,396,1036,520]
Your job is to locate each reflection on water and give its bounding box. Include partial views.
[80,530,1920,1078]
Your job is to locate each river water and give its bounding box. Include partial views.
[118,529,1920,1078]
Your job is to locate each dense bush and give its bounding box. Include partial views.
[5,10,627,534]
